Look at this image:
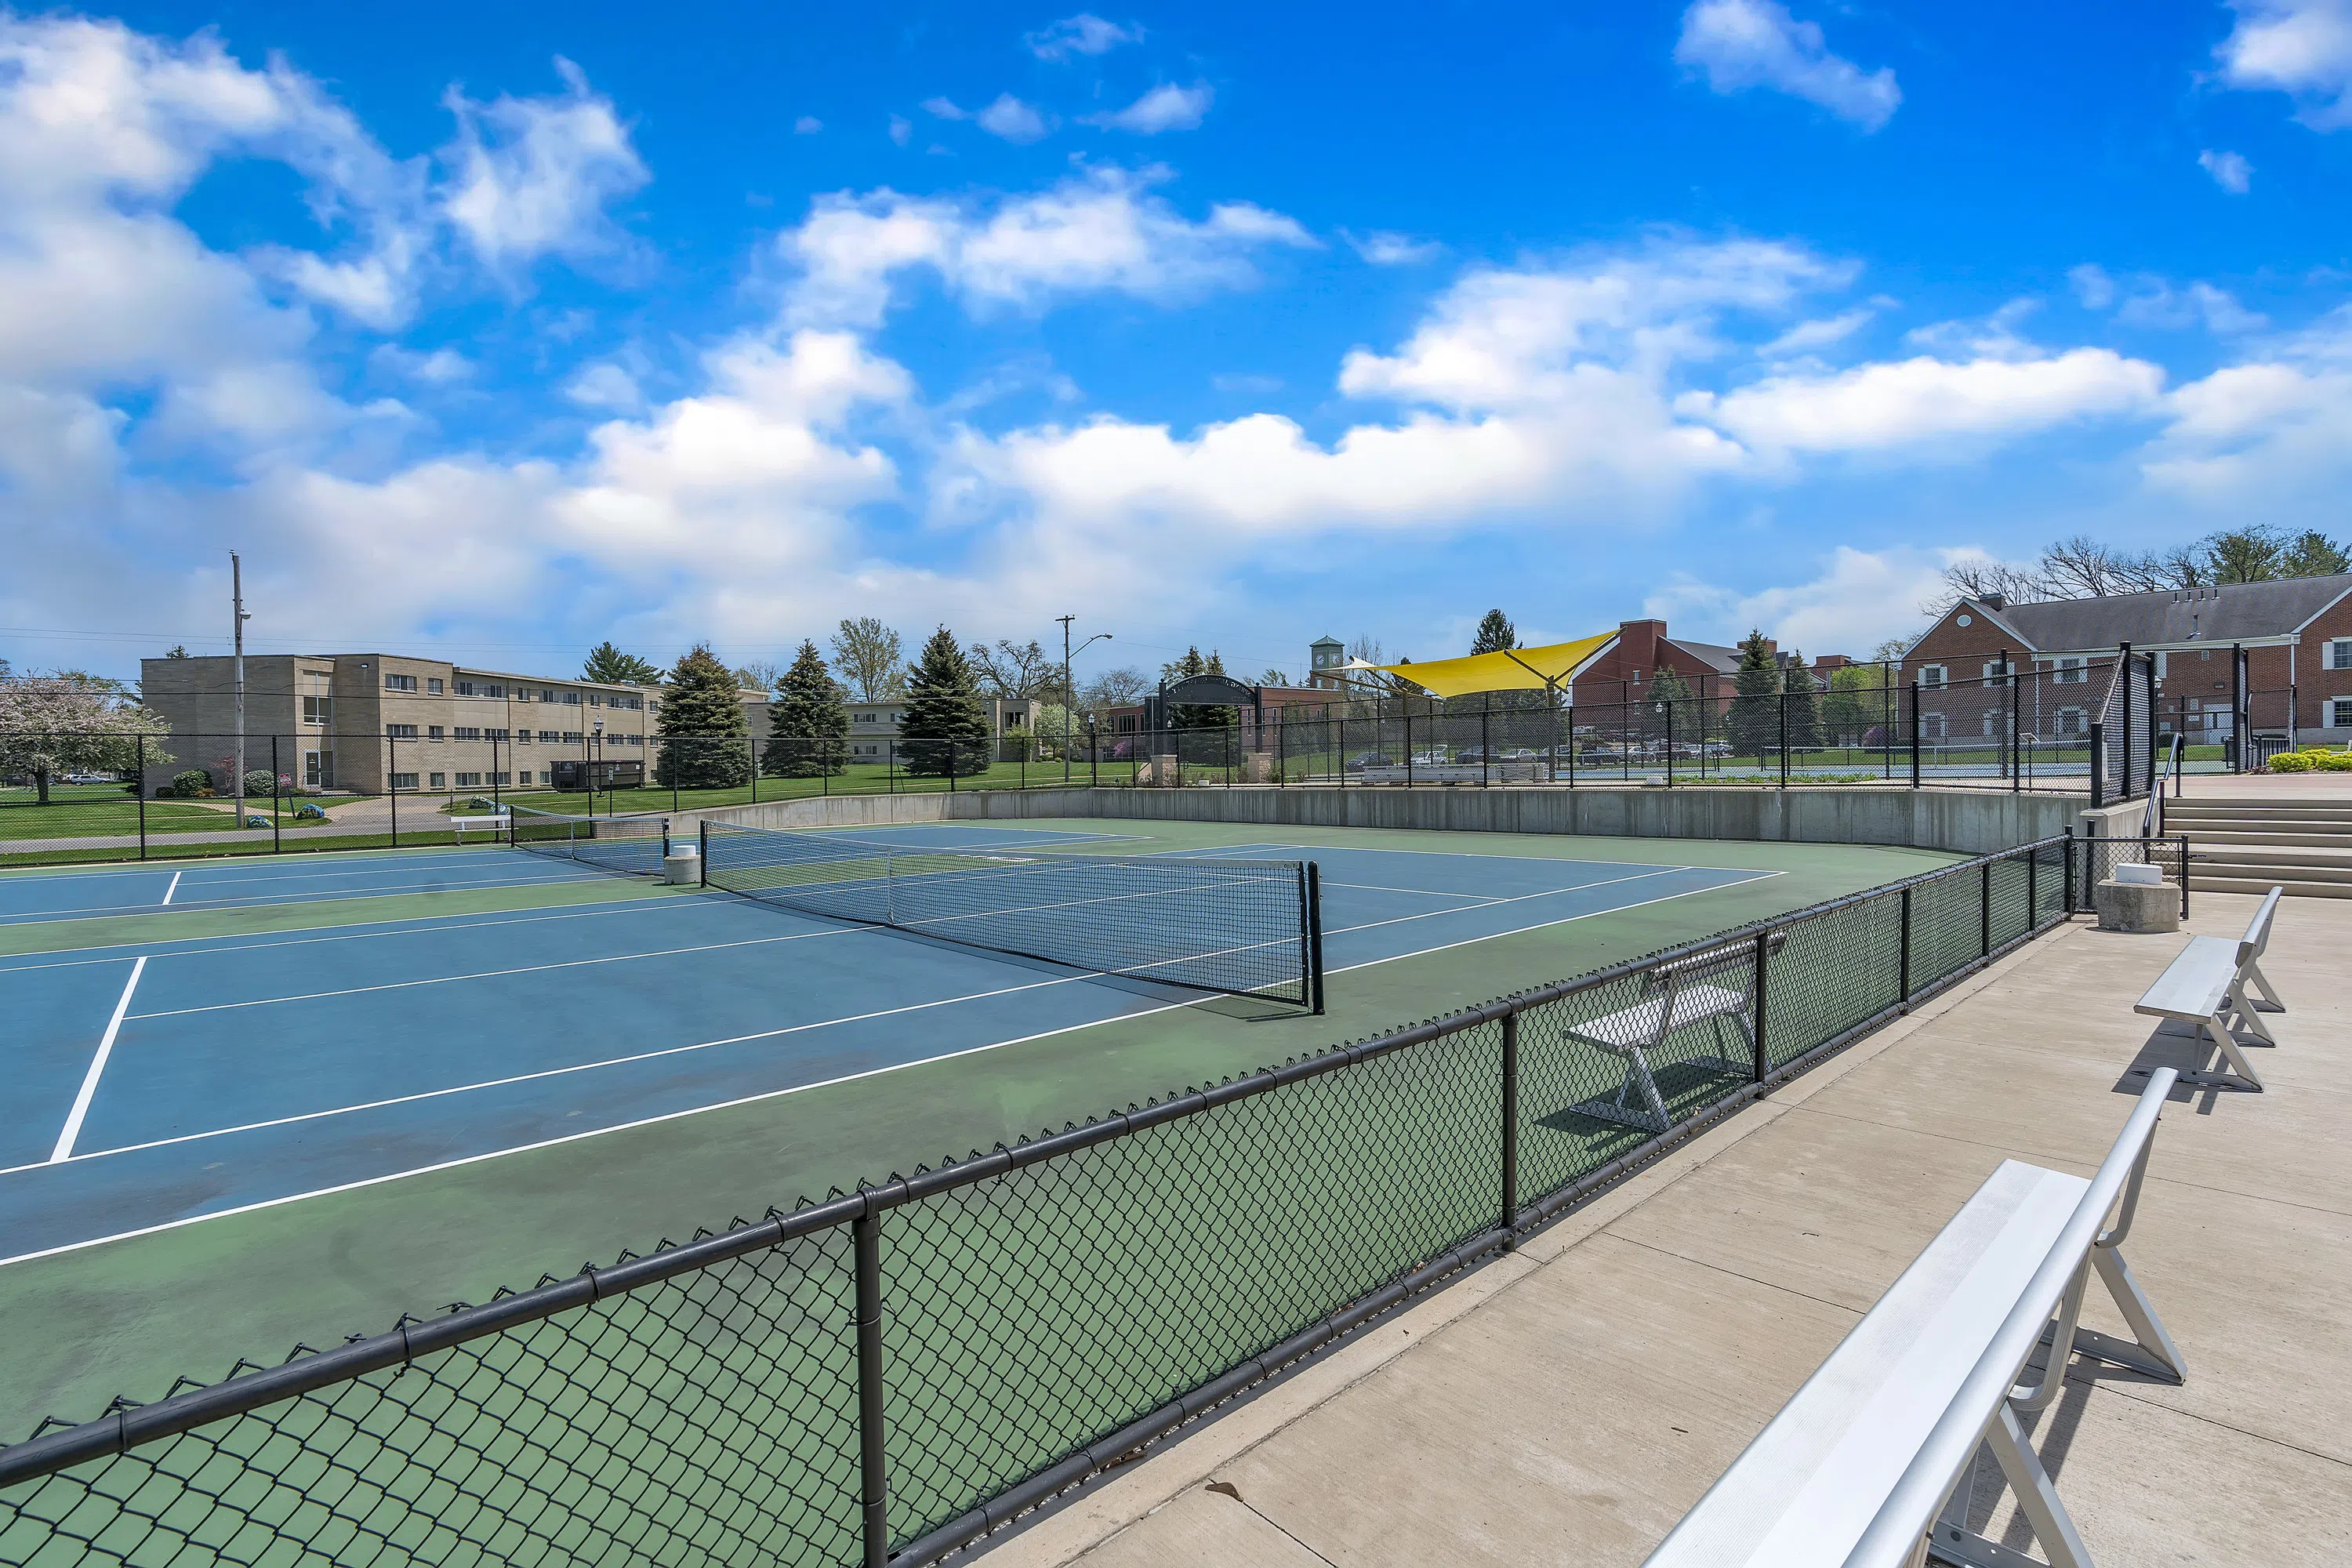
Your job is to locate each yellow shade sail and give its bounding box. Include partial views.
[1371,631,1618,700]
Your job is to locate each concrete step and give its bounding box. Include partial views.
[2190,875,2352,899]
[2173,834,2352,855]
[2190,858,2352,885]
[2186,841,2352,862]
[2167,801,2352,820]
[2165,815,2352,833]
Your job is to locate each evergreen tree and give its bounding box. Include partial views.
[2281,529,2351,579]
[763,640,849,778]
[899,626,989,777]
[1163,647,1239,731]
[583,641,662,685]
[653,643,753,789]
[1470,610,1517,655]
[1726,630,1782,761]
[1782,655,1823,749]
[2204,526,2284,583]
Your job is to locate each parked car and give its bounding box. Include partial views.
[1345,751,1395,771]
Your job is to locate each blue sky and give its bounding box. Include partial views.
[4,2,2350,687]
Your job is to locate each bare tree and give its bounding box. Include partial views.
[731,659,786,695]
[829,618,905,702]
[1255,666,1291,687]
[1922,557,2043,617]
[2038,535,2129,598]
[966,638,1054,699]
[2109,546,2205,592]
[1081,667,1150,709]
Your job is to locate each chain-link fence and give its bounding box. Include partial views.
[1,829,2150,1567]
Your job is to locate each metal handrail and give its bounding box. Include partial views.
[2142,731,2183,837]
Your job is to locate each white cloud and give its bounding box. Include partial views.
[1675,0,1901,130]
[1025,14,1143,61]
[888,114,913,147]
[780,165,1316,328]
[1647,546,1961,654]
[2141,308,2352,504]
[372,344,474,383]
[1345,230,1443,266]
[921,96,967,121]
[1083,82,1214,133]
[978,93,1052,143]
[2074,267,2267,335]
[794,115,822,135]
[1688,350,2163,455]
[2198,147,2255,191]
[2216,0,2352,128]
[564,361,644,411]
[437,58,649,270]
[1759,307,1874,357]
[1212,372,1284,394]
[2068,263,2118,310]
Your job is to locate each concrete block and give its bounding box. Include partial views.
[2093,877,2180,932]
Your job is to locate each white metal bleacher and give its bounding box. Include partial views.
[1564,933,1784,1134]
[1643,1068,2185,1568]
[2132,886,2284,1092]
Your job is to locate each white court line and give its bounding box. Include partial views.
[49,957,147,1163]
[0,892,720,976]
[0,867,1784,1265]
[129,924,866,1020]
[158,872,180,906]
[0,867,599,926]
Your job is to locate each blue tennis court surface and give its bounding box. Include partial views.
[0,826,1773,1265]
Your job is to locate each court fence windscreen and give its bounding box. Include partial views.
[0,832,2181,1568]
[699,820,1323,1009]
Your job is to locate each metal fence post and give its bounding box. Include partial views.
[1664,697,1674,788]
[2176,833,2190,920]
[389,735,399,848]
[1751,929,1771,1080]
[1499,1011,1519,1240]
[1980,859,1993,958]
[2089,723,2107,810]
[2027,840,2038,927]
[136,733,147,861]
[1898,884,1913,1004]
[2063,826,2075,913]
[1778,691,1788,790]
[855,1208,890,1568]
[2010,663,2023,793]
[1482,708,1491,788]
[1908,681,1921,788]
[270,735,281,855]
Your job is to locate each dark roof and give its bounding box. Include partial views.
[1661,637,1741,673]
[1960,575,2352,652]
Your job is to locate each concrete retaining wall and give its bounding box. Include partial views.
[684,785,2094,856]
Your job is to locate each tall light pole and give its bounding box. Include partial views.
[230,551,250,825]
[1055,616,1110,785]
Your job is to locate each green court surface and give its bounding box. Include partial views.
[0,817,1954,1438]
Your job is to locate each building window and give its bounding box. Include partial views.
[455,771,482,788]
[1918,665,1947,690]
[562,691,581,705]
[302,695,332,727]
[590,693,604,706]
[2332,698,2352,729]
[539,729,559,742]
[426,677,445,695]
[454,726,482,741]
[540,688,557,702]
[562,731,584,744]
[514,688,532,703]
[384,673,417,691]
[2056,707,2085,736]
[390,772,418,789]
[2053,657,2086,684]
[386,723,418,739]
[454,680,476,696]
[517,730,533,744]
[428,772,446,789]
[486,728,510,742]
[428,726,445,741]
[1982,712,2001,736]
[1921,713,1947,739]
[2328,640,2352,672]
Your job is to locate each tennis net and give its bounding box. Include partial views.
[700,821,1323,1008]
[510,804,670,877]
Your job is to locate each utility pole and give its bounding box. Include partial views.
[1055,616,1111,786]
[231,551,250,826]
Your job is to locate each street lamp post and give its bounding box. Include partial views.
[590,717,605,815]
[1054,617,1112,786]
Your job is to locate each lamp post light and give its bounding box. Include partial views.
[1054,618,1112,786]
[590,716,605,815]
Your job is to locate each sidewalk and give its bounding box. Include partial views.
[981,893,2352,1566]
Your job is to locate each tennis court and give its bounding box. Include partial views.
[0,817,1949,1431]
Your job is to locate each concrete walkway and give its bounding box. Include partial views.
[982,892,2352,1566]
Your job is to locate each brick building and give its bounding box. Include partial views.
[1898,575,2352,742]
[1567,619,1853,713]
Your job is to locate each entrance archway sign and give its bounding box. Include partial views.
[1145,673,1264,733]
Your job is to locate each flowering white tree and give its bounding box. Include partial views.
[0,674,172,804]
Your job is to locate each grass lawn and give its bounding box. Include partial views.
[0,789,311,841]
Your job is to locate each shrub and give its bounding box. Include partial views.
[241,769,279,799]
[2268,752,2315,772]
[2319,752,2352,772]
[166,768,215,797]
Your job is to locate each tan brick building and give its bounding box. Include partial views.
[138,654,766,796]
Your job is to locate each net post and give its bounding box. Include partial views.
[1752,928,1771,1081]
[1898,884,1913,1005]
[1306,861,1325,1015]
[1499,1009,1519,1241]
[699,819,709,887]
[854,1207,890,1568]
